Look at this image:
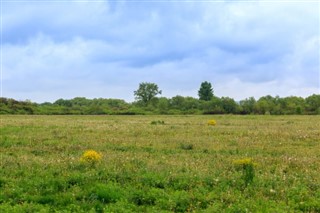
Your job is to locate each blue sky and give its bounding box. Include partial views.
[2,0,319,103]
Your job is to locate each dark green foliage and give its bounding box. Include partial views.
[305,94,320,114]
[129,188,157,206]
[0,98,36,114]
[134,82,162,105]
[67,173,86,187]
[296,199,320,212]
[1,94,320,115]
[0,178,6,188]
[89,183,123,204]
[198,81,214,101]
[240,97,256,114]
[243,163,255,186]
[172,190,192,212]
[140,173,166,189]
[221,97,239,113]
[234,159,256,187]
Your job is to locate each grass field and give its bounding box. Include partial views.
[0,115,319,212]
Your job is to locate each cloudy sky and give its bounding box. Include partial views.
[2,0,319,103]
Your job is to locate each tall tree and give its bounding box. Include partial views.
[134,82,162,105]
[198,81,214,101]
[221,97,238,114]
[305,94,320,114]
[240,97,256,114]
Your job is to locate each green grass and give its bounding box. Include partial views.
[0,115,319,212]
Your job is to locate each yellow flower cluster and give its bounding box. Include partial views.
[233,158,257,167]
[80,150,102,164]
[207,119,217,126]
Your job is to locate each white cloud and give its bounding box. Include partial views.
[2,1,319,102]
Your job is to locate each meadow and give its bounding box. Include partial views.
[0,115,319,212]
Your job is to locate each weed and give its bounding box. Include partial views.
[129,188,157,206]
[172,190,192,212]
[180,143,194,150]
[89,183,123,204]
[233,158,257,186]
[151,120,165,125]
[0,178,6,188]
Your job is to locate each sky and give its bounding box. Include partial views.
[1,0,320,103]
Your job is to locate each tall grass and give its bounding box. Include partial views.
[0,115,319,212]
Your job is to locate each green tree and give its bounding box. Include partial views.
[157,97,170,114]
[200,96,223,114]
[221,97,238,114]
[239,97,256,114]
[169,95,185,110]
[54,99,72,107]
[198,81,214,101]
[134,82,162,105]
[305,94,320,114]
[254,95,277,114]
[280,96,305,115]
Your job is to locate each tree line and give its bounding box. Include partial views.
[1,82,319,115]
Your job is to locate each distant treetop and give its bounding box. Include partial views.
[198,81,214,101]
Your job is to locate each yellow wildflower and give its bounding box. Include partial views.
[207,119,217,126]
[80,150,102,164]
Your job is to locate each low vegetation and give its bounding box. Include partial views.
[0,115,319,212]
[1,82,319,115]
[1,93,320,115]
